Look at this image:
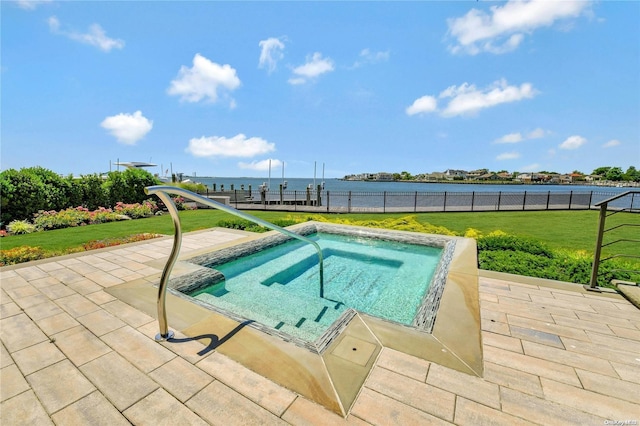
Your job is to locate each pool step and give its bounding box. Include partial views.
[194,279,345,340]
[261,253,319,287]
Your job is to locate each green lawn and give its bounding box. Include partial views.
[1,209,638,261]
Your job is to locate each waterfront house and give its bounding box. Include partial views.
[375,172,394,181]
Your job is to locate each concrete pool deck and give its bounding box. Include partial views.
[2,228,640,424]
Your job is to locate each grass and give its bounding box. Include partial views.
[1,209,638,261]
[255,210,639,258]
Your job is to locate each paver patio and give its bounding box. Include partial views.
[1,228,639,425]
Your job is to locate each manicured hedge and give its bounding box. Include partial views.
[0,167,159,225]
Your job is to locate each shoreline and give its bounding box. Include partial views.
[338,179,639,188]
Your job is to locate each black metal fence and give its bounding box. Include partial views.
[192,188,625,214]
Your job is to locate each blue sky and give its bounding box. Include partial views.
[2,0,639,178]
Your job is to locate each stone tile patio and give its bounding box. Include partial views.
[1,228,639,425]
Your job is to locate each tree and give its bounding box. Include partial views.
[605,167,624,181]
[400,171,413,180]
[592,166,611,176]
[623,166,640,182]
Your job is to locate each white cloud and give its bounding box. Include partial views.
[447,0,590,55]
[405,96,438,116]
[47,16,60,31]
[603,139,621,148]
[407,79,536,118]
[559,135,586,150]
[168,54,241,103]
[186,134,275,158]
[527,127,547,139]
[496,152,521,160]
[352,48,390,68]
[238,159,282,171]
[440,79,537,117]
[288,52,334,85]
[494,127,548,144]
[48,16,125,52]
[258,37,285,74]
[495,132,523,144]
[15,0,52,10]
[287,77,306,86]
[100,111,153,145]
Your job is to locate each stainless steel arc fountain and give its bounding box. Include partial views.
[144,185,325,341]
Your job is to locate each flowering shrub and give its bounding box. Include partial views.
[33,207,90,230]
[172,196,188,211]
[154,196,196,212]
[7,220,37,234]
[3,201,158,235]
[89,207,119,224]
[0,246,46,265]
[114,200,157,218]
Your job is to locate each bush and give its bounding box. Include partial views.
[104,169,160,206]
[0,169,47,224]
[215,218,269,233]
[23,166,71,212]
[176,182,208,193]
[0,167,159,223]
[464,228,482,239]
[114,200,157,219]
[477,234,554,258]
[476,233,639,287]
[89,207,119,224]
[7,220,37,235]
[75,174,109,210]
[0,246,46,265]
[311,215,457,236]
[478,250,561,280]
[33,207,91,230]
[5,202,156,234]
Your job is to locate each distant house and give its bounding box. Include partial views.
[516,173,532,183]
[515,173,545,183]
[477,172,500,181]
[558,174,571,184]
[375,172,394,181]
[585,174,603,183]
[424,172,447,181]
[547,173,561,183]
[570,172,586,182]
[443,169,467,179]
[497,172,512,180]
[467,169,488,180]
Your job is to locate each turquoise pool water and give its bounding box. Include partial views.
[190,232,442,343]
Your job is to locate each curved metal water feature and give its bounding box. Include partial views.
[144,185,325,341]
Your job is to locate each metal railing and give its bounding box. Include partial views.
[588,191,640,290]
[192,188,623,213]
[144,185,325,341]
